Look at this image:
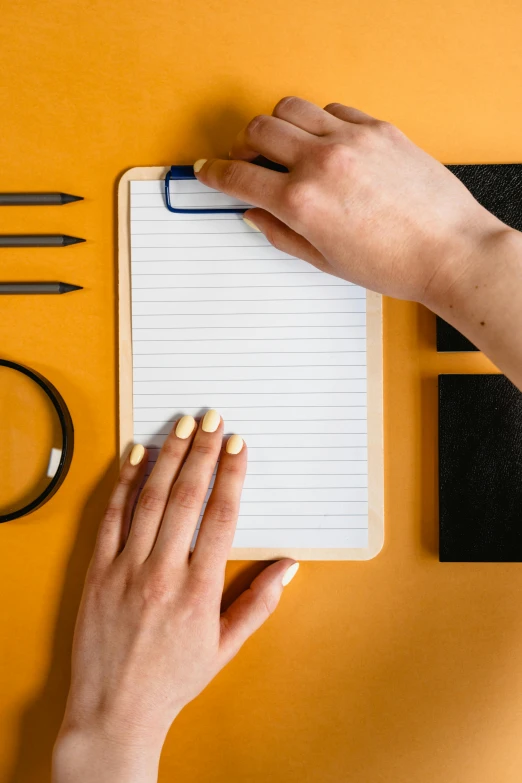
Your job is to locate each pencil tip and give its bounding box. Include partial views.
[61,193,83,203]
[62,235,86,245]
[60,283,83,293]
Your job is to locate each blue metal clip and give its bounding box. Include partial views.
[164,165,249,214]
[164,159,288,214]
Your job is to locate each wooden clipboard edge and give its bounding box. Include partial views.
[118,167,384,561]
[118,167,169,463]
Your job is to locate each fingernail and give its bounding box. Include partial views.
[202,409,221,433]
[129,444,145,466]
[175,415,196,439]
[226,434,244,455]
[193,158,207,173]
[243,216,261,232]
[282,562,299,586]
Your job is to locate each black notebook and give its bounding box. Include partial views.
[439,374,522,562]
[437,164,522,352]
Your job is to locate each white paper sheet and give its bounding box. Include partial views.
[130,178,368,549]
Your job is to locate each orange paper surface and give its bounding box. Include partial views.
[1,1,522,781]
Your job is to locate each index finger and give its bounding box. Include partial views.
[193,158,286,216]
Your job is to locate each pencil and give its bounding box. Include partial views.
[0,282,83,295]
[0,235,85,247]
[0,193,83,206]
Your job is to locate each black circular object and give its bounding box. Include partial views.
[0,359,74,522]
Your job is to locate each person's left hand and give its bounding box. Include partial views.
[53,411,298,783]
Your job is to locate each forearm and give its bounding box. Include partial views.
[423,226,522,390]
[52,727,162,783]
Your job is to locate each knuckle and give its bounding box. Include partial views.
[138,488,166,514]
[245,114,270,138]
[282,180,317,218]
[262,223,282,250]
[191,439,216,457]
[316,142,354,171]
[274,95,299,115]
[87,562,118,593]
[117,471,135,488]
[140,575,173,605]
[220,458,243,477]
[375,119,401,139]
[171,480,202,511]
[103,505,122,525]
[187,571,215,605]
[255,586,278,617]
[323,101,342,112]
[161,435,183,459]
[207,497,238,525]
[219,161,243,192]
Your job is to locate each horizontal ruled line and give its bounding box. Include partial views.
[133,284,349,288]
[132,264,292,266]
[132,310,364,314]
[133,245,283,249]
[142,486,369,490]
[132,274,321,278]
[132,232,269,235]
[131,210,243,213]
[134,352,366,355]
[134,379,365,384]
[134,392,365,396]
[132,298,364,302]
[133,326,356,330]
[135,405,365,409]
[134,338,363,342]
[132,366,365,370]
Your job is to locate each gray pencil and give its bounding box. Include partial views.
[0,235,85,247]
[0,193,83,206]
[0,282,83,295]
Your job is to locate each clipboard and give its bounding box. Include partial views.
[118,166,384,560]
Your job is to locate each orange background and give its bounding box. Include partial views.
[1,1,522,781]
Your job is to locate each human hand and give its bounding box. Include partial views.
[53,412,297,783]
[193,96,507,307]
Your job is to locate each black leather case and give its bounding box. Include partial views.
[437,164,522,352]
[439,374,522,561]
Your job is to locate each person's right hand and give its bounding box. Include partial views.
[193,96,510,307]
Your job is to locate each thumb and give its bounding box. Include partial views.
[219,560,299,662]
[243,208,331,273]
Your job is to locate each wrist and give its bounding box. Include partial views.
[53,724,163,783]
[418,210,513,313]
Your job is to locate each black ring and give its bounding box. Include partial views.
[0,359,74,523]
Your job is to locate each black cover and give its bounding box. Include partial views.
[437,163,522,352]
[439,374,522,562]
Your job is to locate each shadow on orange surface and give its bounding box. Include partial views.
[9,466,118,783]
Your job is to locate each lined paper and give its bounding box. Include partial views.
[130,178,368,549]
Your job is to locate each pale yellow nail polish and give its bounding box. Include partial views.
[226,434,244,455]
[243,216,261,232]
[282,562,299,586]
[175,415,196,439]
[129,444,145,466]
[202,409,221,433]
[193,158,207,173]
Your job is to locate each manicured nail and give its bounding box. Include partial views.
[282,562,299,586]
[175,415,196,439]
[243,216,261,232]
[193,158,207,173]
[129,444,145,466]
[226,434,244,454]
[202,409,221,433]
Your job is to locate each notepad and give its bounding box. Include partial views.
[119,167,383,560]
